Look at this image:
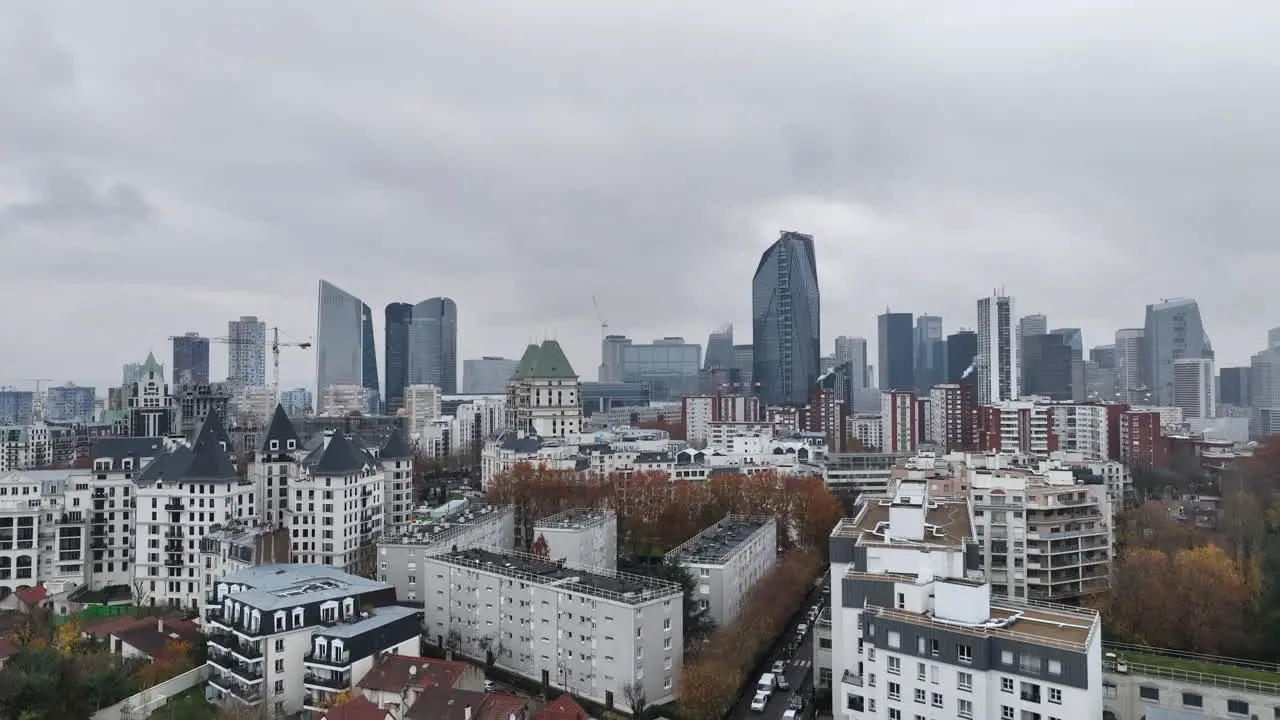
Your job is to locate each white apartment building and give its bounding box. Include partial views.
[82,437,169,590]
[255,405,302,527]
[480,435,581,489]
[25,469,90,596]
[376,503,515,602]
[823,452,909,498]
[229,385,275,429]
[682,395,763,446]
[321,384,372,416]
[1048,451,1130,508]
[977,292,1019,404]
[881,391,920,454]
[829,479,1103,720]
[133,417,256,610]
[454,396,507,454]
[505,340,582,439]
[1102,651,1280,720]
[968,464,1112,602]
[205,564,419,716]
[379,429,414,533]
[0,424,57,471]
[665,515,776,626]
[1045,403,1111,460]
[421,546,684,711]
[290,430,384,573]
[707,421,779,450]
[1172,358,1216,420]
[0,471,44,598]
[535,508,618,571]
[404,384,443,439]
[850,415,885,452]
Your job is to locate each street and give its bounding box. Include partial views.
[727,579,825,720]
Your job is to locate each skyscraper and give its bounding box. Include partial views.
[1144,298,1213,406]
[704,324,734,371]
[1219,366,1249,407]
[913,315,944,393]
[172,332,211,386]
[1016,314,1047,390]
[384,302,413,411]
[1050,328,1084,361]
[46,382,96,423]
[878,312,915,392]
[732,344,755,395]
[227,316,267,387]
[463,357,520,394]
[946,331,978,384]
[1022,334,1073,400]
[1270,327,1280,350]
[599,335,631,383]
[977,292,1017,404]
[362,303,379,409]
[752,231,820,407]
[408,297,458,395]
[1172,358,1215,420]
[1089,344,1116,369]
[316,280,366,401]
[1115,329,1147,403]
[834,336,868,392]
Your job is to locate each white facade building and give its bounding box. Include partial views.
[534,508,618,571]
[82,437,170,590]
[881,391,920,454]
[829,479,1103,720]
[421,547,684,711]
[320,384,372,416]
[376,503,515,602]
[977,292,1019,404]
[288,430,384,573]
[665,515,776,627]
[1045,403,1111,460]
[850,415,885,452]
[1172,358,1216,420]
[505,341,582,439]
[404,384,443,440]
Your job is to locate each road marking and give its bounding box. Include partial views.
[793,659,811,668]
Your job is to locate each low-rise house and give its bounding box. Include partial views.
[535,695,589,720]
[0,585,49,613]
[111,617,202,661]
[355,655,484,716]
[320,695,392,720]
[404,687,531,720]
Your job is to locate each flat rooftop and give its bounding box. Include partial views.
[867,597,1098,652]
[217,564,391,611]
[666,515,773,565]
[380,505,512,547]
[429,547,680,605]
[534,507,615,531]
[313,604,418,639]
[834,497,972,547]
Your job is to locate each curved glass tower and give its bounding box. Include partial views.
[752,231,820,407]
[384,303,413,411]
[409,297,458,395]
[316,279,366,401]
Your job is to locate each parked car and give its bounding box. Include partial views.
[777,674,791,690]
[772,660,787,675]
[750,692,770,712]
[781,711,798,720]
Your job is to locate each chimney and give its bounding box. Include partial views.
[157,618,164,633]
[464,706,472,720]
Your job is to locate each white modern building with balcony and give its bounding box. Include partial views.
[664,514,776,626]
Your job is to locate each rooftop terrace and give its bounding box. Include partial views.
[534,507,616,531]
[216,564,391,611]
[1104,641,1280,696]
[428,547,681,605]
[666,514,774,565]
[380,505,513,547]
[833,495,972,548]
[866,596,1098,652]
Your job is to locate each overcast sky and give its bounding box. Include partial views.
[3,1,1278,395]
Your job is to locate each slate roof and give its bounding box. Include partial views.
[405,688,530,720]
[380,425,411,460]
[259,404,300,452]
[136,414,238,483]
[112,618,202,658]
[511,344,541,381]
[529,340,577,379]
[312,432,370,475]
[91,436,167,462]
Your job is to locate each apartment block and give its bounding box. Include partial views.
[1119,411,1169,470]
[84,437,169,590]
[289,430,384,573]
[1045,403,1111,460]
[534,508,618,571]
[665,514,776,626]
[682,394,763,446]
[929,384,974,453]
[198,523,291,607]
[977,401,1058,455]
[968,465,1112,602]
[881,391,920,454]
[376,504,515,602]
[421,547,684,711]
[205,564,419,716]
[829,479,1103,720]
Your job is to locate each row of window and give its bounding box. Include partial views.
[1134,684,1256,716]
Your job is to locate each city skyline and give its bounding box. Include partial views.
[3,3,1279,392]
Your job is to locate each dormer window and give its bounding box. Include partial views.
[270,440,279,451]
[342,598,355,618]
[122,459,133,470]
[287,439,296,450]
[274,610,286,632]
[292,607,304,628]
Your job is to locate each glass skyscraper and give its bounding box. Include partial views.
[752,231,820,407]
[361,303,380,410]
[878,312,915,392]
[1144,298,1213,406]
[703,324,734,372]
[172,332,211,386]
[316,280,367,402]
[409,297,458,395]
[384,302,413,411]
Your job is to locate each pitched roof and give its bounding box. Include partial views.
[529,340,577,379]
[137,414,238,482]
[536,695,589,720]
[321,696,388,720]
[82,615,152,639]
[259,404,300,452]
[14,586,48,607]
[512,344,541,381]
[313,432,368,475]
[0,637,18,660]
[405,688,530,720]
[112,618,202,659]
[356,655,470,692]
[380,426,411,460]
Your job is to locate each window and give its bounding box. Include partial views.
[957,671,973,692]
[914,688,925,704]
[1048,688,1061,704]
[1103,682,1117,699]
[930,638,939,656]
[1019,653,1041,674]
[1227,699,1249,715]
[957,644,972,664]
[1001,650,1014,665]
[931,692,943,708]
[1139,686,1159,702]
[888,681,901,701]
[845,694,864,712]
[887,656,901,675]
[888,709,901,720]
[1181,692,1203,709]
[1001,706,1014,720]
[916,662,926,681]
[1020,681,1041,703]
[958,698,973,719]
[1001,677,1014,693]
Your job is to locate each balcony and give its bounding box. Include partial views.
[841,670,864,687]
[208,652,237,672]
[164,500,184,512]
[164,555,184,567]
[93,489,107,499]
[304,649,352,668]
[164,527,184,539]
[303,671,351,690]
[208,676,262,705]
[165,541,183,553]
[58,513,84,524]
[90,539,107,550]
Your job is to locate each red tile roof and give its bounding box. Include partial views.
[357,655,471,693]
[14,586,48,607]
[535,695,588,720]
[82,615,150,638]
[405,688,531,720]
[321,695,388,720]
[480,692,531,720]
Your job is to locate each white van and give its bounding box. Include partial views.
[757,673,777,696]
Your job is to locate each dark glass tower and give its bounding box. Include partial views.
[409,297,459,395]
[877,312,915,392]
[171,332,211,386]
[1022,334,1073,400]
[946,331,978,383]
[361,303,380,411]
[384,302,413,411]
[752,231,820,407]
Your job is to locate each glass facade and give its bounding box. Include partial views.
[362,303,379,410]
[1144,298,1213,406]
[946,331,978,384]
[0,391,34,425]
[316,280,366,401]
[623,338,701,402]
[752,231,821,407]
[172,332,211,386]
[703,324,734,371]
[46,383,96,423]
[408,297,458,395]
[878,312,914,392]
[384,303,412,411]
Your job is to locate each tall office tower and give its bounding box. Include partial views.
[1050,327,1084,361]
[703,324,734,371]
[0,390,34,425]
[913,314,944,394]
[45,382,96,423]
[1090,344,1117,369]
[1114,328,1147,403]
[361,303,379,410]
[1016,313,1047,389]
[227,316,267,387]
[1144,298,1213,406]
[1219,366,1249,407]
[623,337,702,401]
[976,292,1017,403]
[834,336,868,392]
[383,302,413,411]
[731,344,755,395]
[599,335,631,382]
[316,280,367,401]
[1270,327,1280,350]
[463,357,520,394]
[877,311,914,392]
[408,297,458,395]
[1173,357,1216,419]
[172,332,211,386]
[945,330,978,383]
[752,231,820,407]
[1022,334,1073,400]
[1250,347,1280,434]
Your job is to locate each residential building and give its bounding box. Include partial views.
[534,508,618,572]
[665,515,776,626]
[829,479,1103,720]
[0,471,44,598]
[46,383,95,423]
[462,357,520,395]
[351,654,485,718]
[133,416,255,609]
[977,292,1018,404]
[229,385,276,430]
[289,430,384,573]
[878,312,915,393]
[379,428,413,534]
[1102,649,1280,720]
[505,341,582,439]
[1145,298,1214,406]
[124,353,174,437]
[914,315,945,394]
[421,547,684,710]
[318,280,369,403]
[204,564,419,716]
[929,384,973,453]
[1119,410,1170,470]
[228,316,267,388]
[409,297,458,395]
[947,331,979,384]
[1045,403,1112,461]
[977,401,1056,455]
[1172,358,1216,420]
[404,385,443,440]
[682,394,763,446]
[81,437,169,590]
[801,377,851,452]
[753,230,821,407]
[0,391,34,426]
[377,504,515,602]
[0,425,57,472]
[198,523,291,606]
[172,332,211,386]
[384,302,413,412]
[968,463,1112,601]
[849,415,885,453]
[280,388,313,417]
[622,337,702,402]
[599,335,632,384]
[881,391,920,454]
[254,405,302,527]
[173,382,233,439]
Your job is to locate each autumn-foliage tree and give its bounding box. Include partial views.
[531,533,550,559]
[0,646,140,719]
[136,639,195,687]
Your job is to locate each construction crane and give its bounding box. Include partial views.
[591,296,608,339]
[0,378,53,393]
[270,327,312,403]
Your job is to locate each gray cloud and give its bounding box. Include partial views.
[1,0,1278,392]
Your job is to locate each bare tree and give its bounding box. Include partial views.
[477,634,497,669]
[131,578,152,612]
[623,680,649,718]
[445,628,463,661]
